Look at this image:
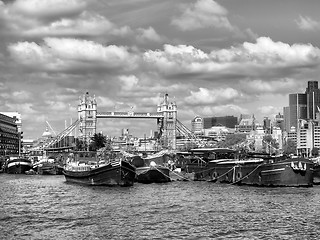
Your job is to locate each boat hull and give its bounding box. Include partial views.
[313,164,320,185]
[63,161,136,186]
[136,166,171,184]
[195,158,313,187]
[6,159,33,174]
[36,163,63,175]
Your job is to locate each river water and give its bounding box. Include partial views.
[0,174,320,240]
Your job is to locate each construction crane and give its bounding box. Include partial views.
[46,121,57,137]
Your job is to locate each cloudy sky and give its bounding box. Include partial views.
[1,0,320,140]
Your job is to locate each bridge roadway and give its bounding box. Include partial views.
[97,111,164,119]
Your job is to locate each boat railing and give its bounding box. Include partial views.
[109,158,121,167]
[65,165,92,171]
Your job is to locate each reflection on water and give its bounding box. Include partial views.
[1,174,320,239]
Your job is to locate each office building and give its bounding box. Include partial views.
[283,106,290,132]
[0,113,19,155]
[296,119,320,157]
[236,114,255,133]
[203,116,237,129]
[191,116,204,135]
[203,126,233,141]
[274,112,285,132]
[289,93,307,130]
[305,81,320,120]
[263,117,271,134]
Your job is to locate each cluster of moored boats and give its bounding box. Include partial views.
[0,154,64,175]
[1,147,320,188]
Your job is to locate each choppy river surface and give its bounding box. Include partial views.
[1,174,320,239]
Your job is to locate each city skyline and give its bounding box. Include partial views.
[1,0,320,139]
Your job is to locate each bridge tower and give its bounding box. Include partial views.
[157,93,177,150]
[78,92,97,148]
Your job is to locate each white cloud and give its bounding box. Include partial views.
[144,37,320,77]
[12,91,32,101]
[201,104,248,116]
[5,102,37,116]
[119,75,139,91]
[185,87,241,105]
[136,27,162,43]
[258,106,282,116]
[0,1,132,39]
[8,38,138,72]
[240,78,298,94]
[171,0,234,31]
[23,12,115,37]
[44,100,68,111]
[143,44,211,74]
[11,0,86,19]
[295,15,320,31]
[95,96,115,108]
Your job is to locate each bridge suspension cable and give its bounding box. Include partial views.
[30,119,80,151]
[176,119,198,140]
[46,120,57,137]
[44,119,80,150]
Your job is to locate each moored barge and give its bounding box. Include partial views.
[128,150,172,183]
[184,148,314,187]
[63,151,136,186]
[6,156,33,174]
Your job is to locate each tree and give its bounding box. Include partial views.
[75,138,85,151]
[216,133,247,148]
[283,138,296,155]
[89,133,107,151]
[263,135,279,153]
[311,147,319,157]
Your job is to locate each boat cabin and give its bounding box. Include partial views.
[179,148,236,173]
[189,148,236,161]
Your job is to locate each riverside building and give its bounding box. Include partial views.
[0,113,19,155]
[203,116,237,129]
[296,119,320,157]
[235,114,256,133]
[191,116,204,135]
[284,81,320,131]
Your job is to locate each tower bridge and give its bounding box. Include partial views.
[96,111,164,119]
[35,92,197,151]
[78,92,178,149]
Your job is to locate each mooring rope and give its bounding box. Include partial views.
[231,163,264,185]
[120,165,137,175]
[209,166,236,182]
[168,168,191,181]
[152,166,173,181]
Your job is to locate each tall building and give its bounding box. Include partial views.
[203,116,237,129]
[285,81,320,132]
[0,112,21,132]
[263,117,271,134]
[191,116,203,135]
[297,119,319,157]
[305,81,320,120]
[235,114,255,133]
[289,93,307,130]
[274,112,284,131]
[203,126,232,141]
[0,113,19,155]
[283,106,290,132]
